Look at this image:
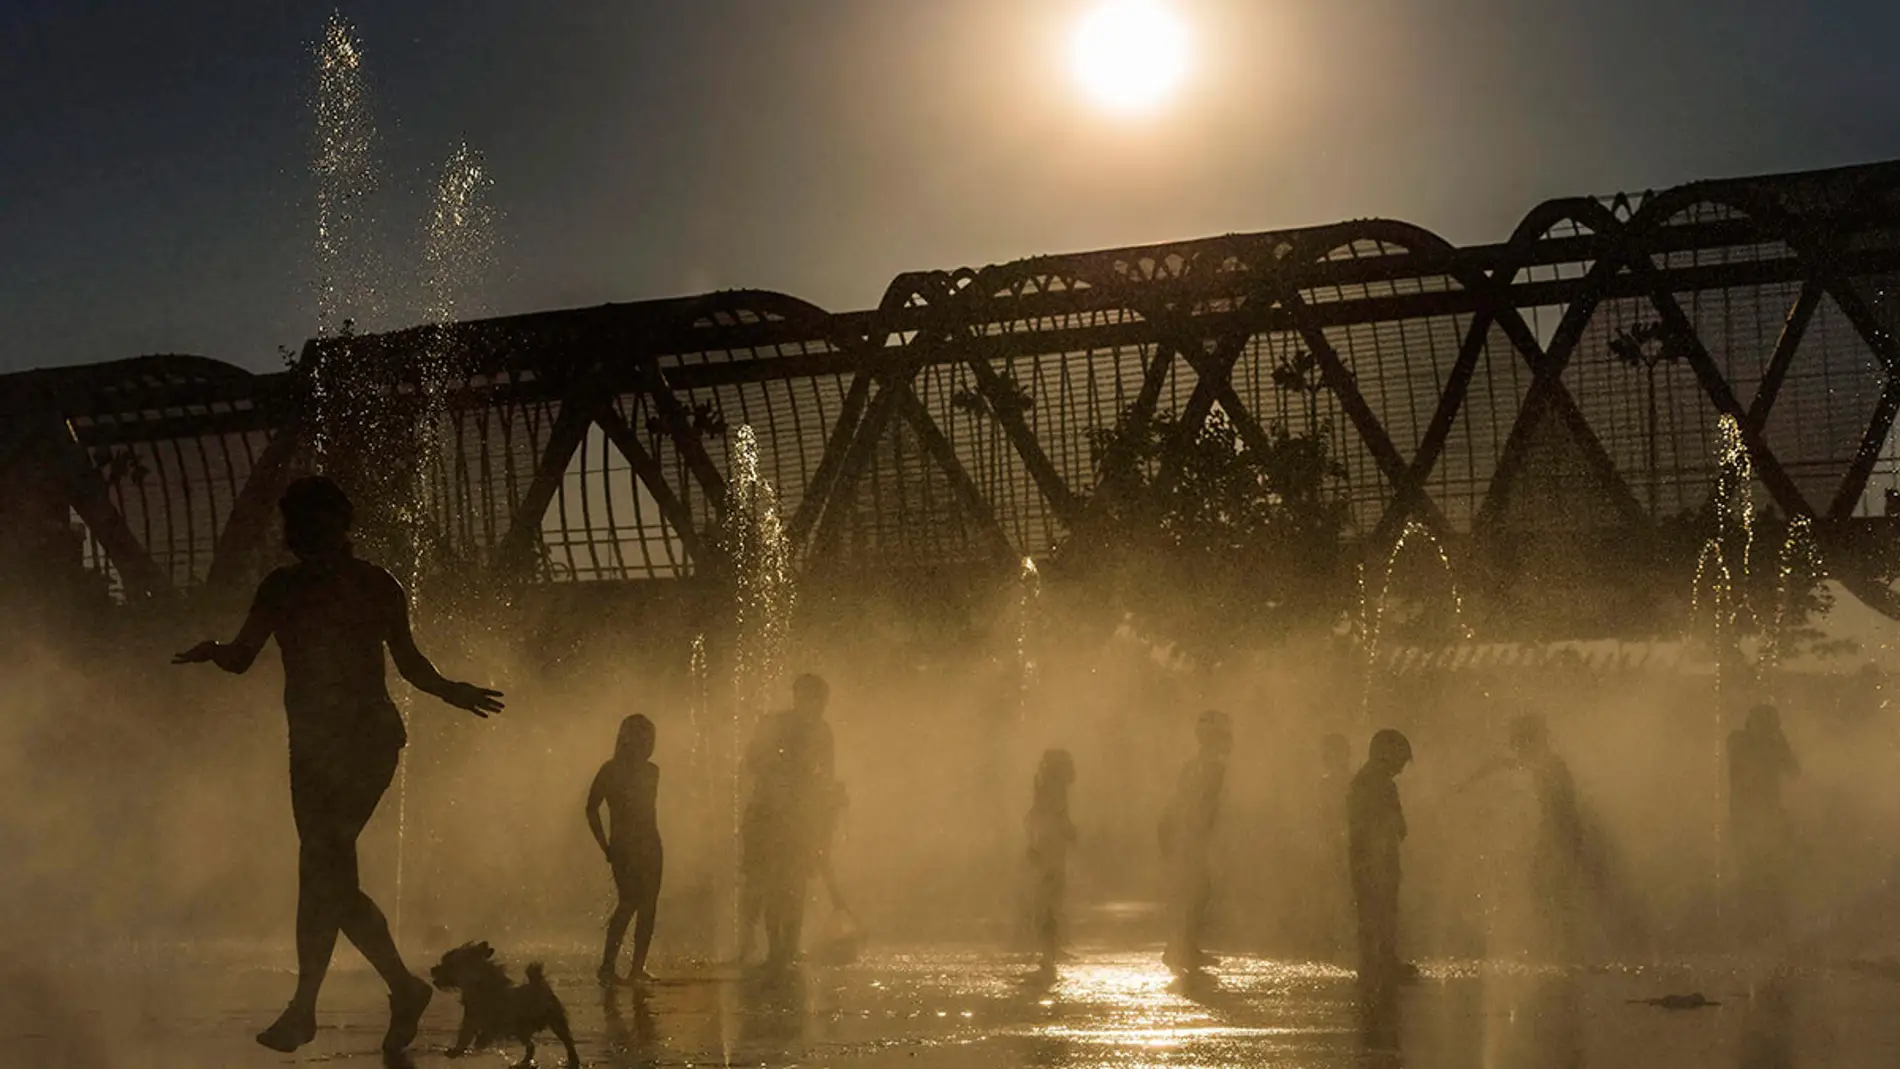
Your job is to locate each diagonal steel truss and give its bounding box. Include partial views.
[8,160,1900,617]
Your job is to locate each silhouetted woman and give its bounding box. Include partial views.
[175,476,503,1054]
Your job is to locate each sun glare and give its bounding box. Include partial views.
[1070,1,1191,114]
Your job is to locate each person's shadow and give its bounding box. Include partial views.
[1169,966,1242,1011]
[1358,976,1405,1067]
[737,967,809,1059]
[602,985,660,1068]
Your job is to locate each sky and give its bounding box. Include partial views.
[4,0,1900,374]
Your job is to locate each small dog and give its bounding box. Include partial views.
[429,942,580,1068]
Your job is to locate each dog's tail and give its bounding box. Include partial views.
[526,961,548,988]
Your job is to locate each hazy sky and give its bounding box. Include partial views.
[5,0,1900,374]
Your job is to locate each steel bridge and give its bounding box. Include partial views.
[6,159,1900,618]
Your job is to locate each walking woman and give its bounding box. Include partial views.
[175,476,503,1054]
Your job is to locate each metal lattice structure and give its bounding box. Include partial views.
[7,159,1900,615]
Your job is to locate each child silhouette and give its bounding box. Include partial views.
[1025,749,1078,973]
[1160,710,1230,975]
[588,714,663,985]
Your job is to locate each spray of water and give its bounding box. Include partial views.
[689,632,711,780]
[1016,557,1042,717]
[1359,519,1471,711]
[1689,414,1758,697]
[422,143,497,331]
[387,142,497,939]
[410,140,497,583]
[726,425,796,719]
[1685,413,1762,927]
[1766,515,1822,672]
[717,425,797,955]
[310,13,382,463]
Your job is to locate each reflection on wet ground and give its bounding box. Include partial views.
[8,946,1900,1067]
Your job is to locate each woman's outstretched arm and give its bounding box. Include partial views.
[172,571,281,673]
[381,569,505,716]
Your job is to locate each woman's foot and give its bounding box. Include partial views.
[382,975,432,1053]
[620,968,657,986]
[256,1002,317,1053]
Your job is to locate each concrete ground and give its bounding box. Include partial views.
[9,945,1900,1068]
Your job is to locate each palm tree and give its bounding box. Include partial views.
[951,373,1035,503]
[1608,320,1684,518]
[1270,348,1326,432]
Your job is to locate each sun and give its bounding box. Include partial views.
[1069,1,1192,114]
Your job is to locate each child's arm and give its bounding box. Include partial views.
[586,765,612,856]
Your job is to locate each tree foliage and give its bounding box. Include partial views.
[1053,404,1350,660]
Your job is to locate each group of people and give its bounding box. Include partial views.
[1019,704,1420,989]
[177,475,863,1053]
[1026,697,1801,990]
[174,476,1810,1055]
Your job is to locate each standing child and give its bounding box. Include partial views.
[1160,709,1231,975]
[1348,728,1413,988]
[1025,749,1078,973]
[588,715,663,985]
[737,674,835,974]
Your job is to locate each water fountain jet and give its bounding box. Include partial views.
[1358,519,1471,713]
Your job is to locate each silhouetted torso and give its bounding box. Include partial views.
[1348,767,1405,883]
[1166,753,1225,857]
[594,759,661,858]
[1026,795,1076,873]
[1528,754,1583,856]
[751,709,835,853]
[1728,730,1796,834]
[253,552,407,755]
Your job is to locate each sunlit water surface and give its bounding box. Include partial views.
[9,945,1900,1067]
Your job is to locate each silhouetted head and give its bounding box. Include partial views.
[1368,729,1413,775]
[281,476,353,558]
[1745,704,1782,736]
[1036,748,1075,794]
[616,714,656,762]
[1321,733,1351,777]
[792,673,830,717]
[1509,714,1549,759]
[1197,709,1233,758]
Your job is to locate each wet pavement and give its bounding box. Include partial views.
[10,945,1900,1067]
